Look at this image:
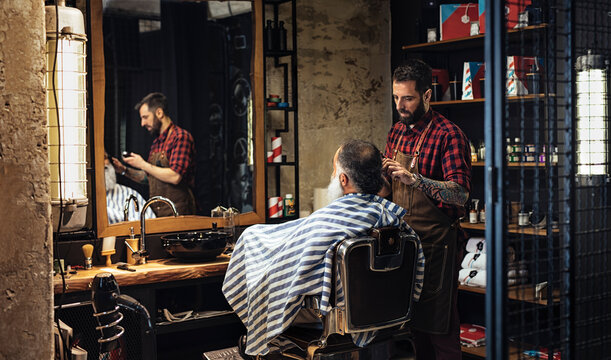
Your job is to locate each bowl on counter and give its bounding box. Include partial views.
[161,227,230,261]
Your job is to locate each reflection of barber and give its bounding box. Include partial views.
[104,152,156,224]
[113,92,196,217]
[381,59,471,360]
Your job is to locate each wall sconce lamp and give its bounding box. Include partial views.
[45,1,88,232]
[575,51,609,178]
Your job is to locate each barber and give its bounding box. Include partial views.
[112,92,196,217]
[380,59,472,360]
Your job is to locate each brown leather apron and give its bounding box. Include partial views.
[392,121,458,335]
[148,128,196,217]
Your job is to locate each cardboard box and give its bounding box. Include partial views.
[462,62,485,100]
[506,56,543,96]
[478,0,485,33]
[440,3,479,40]
[432,68,451,101]
[460,323,486,347]
[478,0,532,34]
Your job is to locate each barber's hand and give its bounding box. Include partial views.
[384,159,418,186]
[111,157,126,175]
[122,153,147,171]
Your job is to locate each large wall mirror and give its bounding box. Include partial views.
[92,0,265,238]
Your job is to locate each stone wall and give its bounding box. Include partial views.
[296,0,391,213]
[0,1,53,359]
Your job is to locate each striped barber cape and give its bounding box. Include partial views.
[222,193,425,355]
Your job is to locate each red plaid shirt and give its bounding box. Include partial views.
[149,123,195,186]
[384,109,472,226]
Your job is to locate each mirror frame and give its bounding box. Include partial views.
[91,0,266,238]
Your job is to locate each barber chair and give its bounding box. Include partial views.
[239,227,420,360]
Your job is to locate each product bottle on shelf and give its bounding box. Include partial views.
[470,142,478,163]
[278,21,287,51]
[284,194,296,217]
[478,141,485,161]
[265,20,274,51]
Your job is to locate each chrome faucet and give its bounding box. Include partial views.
[123,194,139,222]
[134,196,179,264]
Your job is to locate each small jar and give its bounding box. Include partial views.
[469,209,478,224]
[284,194,296,217]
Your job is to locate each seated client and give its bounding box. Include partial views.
[104,152,156,224]
[222,139,425,356]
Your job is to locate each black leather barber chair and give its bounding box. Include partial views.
[240,227,420,360]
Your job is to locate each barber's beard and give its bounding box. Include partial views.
[105,164,117,192]
[150,114,162,137]
[326,171,345,203]
[400,98,426,126]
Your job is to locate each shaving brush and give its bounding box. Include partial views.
[101,236,116,267]
[82,244,94,269]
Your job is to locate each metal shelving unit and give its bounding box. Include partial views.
[263,0,299,222]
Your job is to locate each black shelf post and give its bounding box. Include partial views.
[263,0,299,223]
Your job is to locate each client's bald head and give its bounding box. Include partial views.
[332,140,384,195]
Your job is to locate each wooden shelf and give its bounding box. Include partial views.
[266,161,296,166]
[266,106,295,111]
[459,284,559,305]
[462,344,523,359]
[472,161,557,167]
[461,222,559,236]
[403,24,548,52]
[431,93,550,107]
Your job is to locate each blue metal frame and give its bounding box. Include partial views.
[484,0,507,359]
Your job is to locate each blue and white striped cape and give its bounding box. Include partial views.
[106,184,156,224]
[222,193,425,355]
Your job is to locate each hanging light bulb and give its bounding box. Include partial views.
[45,1,88,232]
[575,50,608,177]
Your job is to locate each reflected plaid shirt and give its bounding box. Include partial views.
[384,109,472,226]
[149,123,195,186]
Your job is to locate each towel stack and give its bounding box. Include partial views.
[459,239,529,287]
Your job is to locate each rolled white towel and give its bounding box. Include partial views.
[459,268,487,287]
[466,237,486,254]
[459,268,523,288]
[461,252,486,270]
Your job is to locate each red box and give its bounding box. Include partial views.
[440,4,479,41]
[432,69,450,101]
[479,0,532,33]
[460,323,486,347]
[506,56,542,96]
[461,62,485,100]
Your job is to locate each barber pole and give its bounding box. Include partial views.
[267,151,273,163]
[268,197,283,218]
[271,136,282,163]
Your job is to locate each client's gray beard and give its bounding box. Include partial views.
[105,164,117,192]
[326,170,345,203]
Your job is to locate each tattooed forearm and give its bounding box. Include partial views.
[415,174,469,206]
[127,169,148,185]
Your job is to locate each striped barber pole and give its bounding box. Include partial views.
[271,137,282,163]
[462,62,473,99]
[268,197,283,218]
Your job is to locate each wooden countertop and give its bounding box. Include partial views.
[54,256,230,294]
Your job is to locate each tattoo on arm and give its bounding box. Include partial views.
[415,174,469,206]
[128,169,148,185]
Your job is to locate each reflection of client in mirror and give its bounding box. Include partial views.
[105,152,156,224]
[111,92,197,217]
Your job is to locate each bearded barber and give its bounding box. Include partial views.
[380,59,471,360]
[112,92,196,217]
